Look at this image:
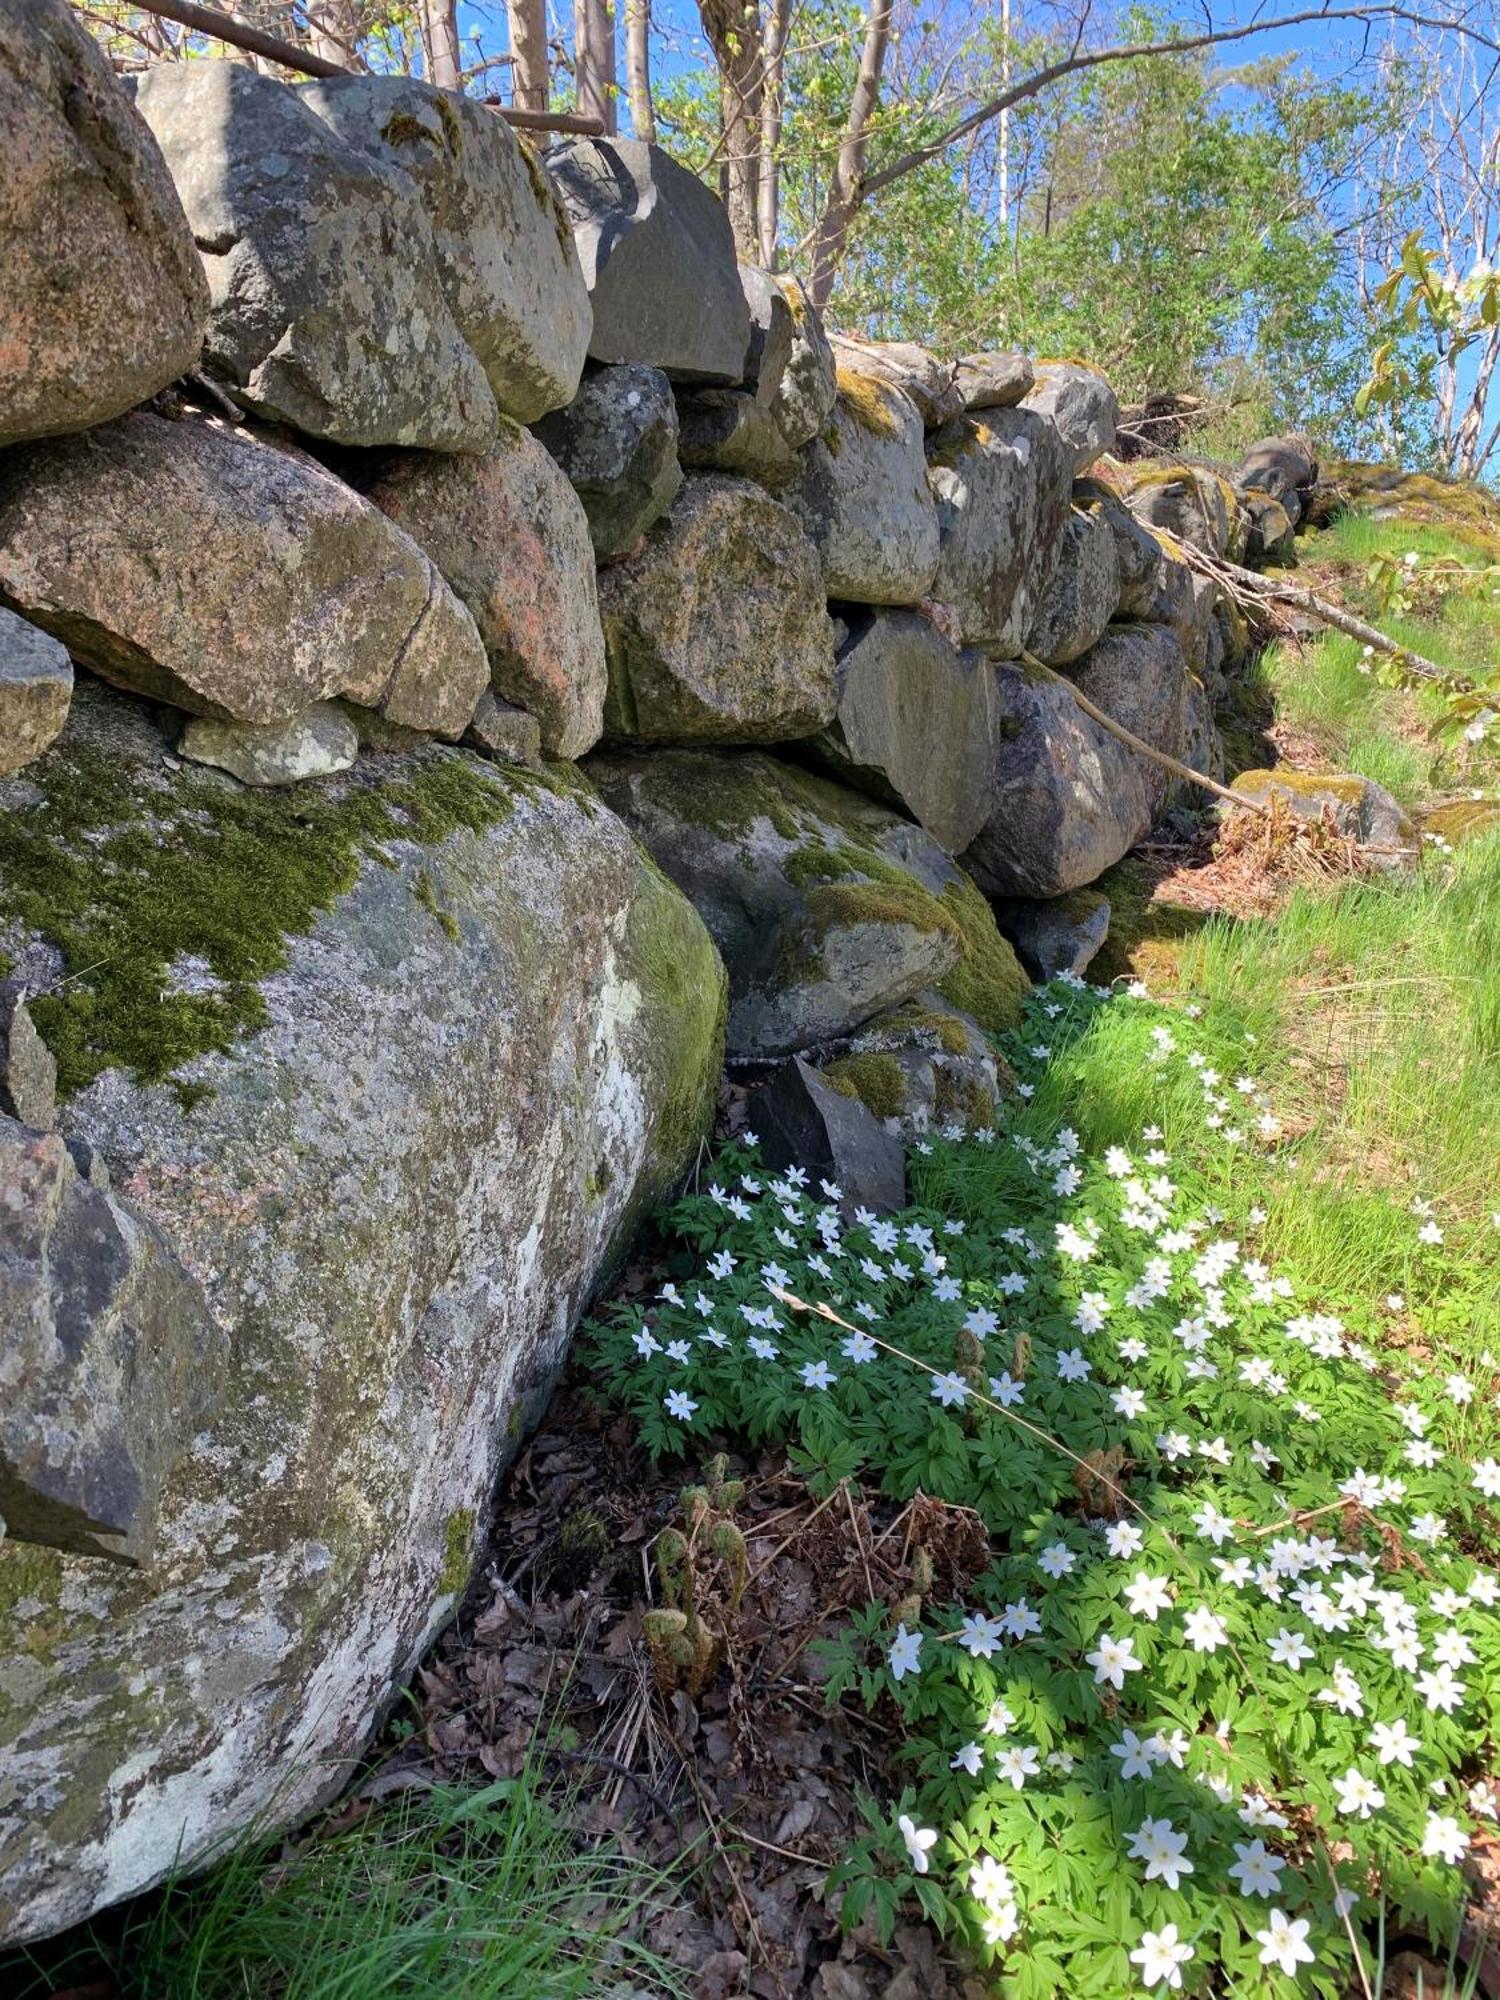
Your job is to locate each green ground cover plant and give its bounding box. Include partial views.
[592,925,1500,1995]
[14,1762,689,2000]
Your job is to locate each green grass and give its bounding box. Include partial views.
[1257,507,1500,806]
[13,1765,691,2000]
[1073,835,1500,1371]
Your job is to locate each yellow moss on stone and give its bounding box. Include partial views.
[834,367,903,440]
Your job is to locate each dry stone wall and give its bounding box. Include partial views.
[0,5,1305,1943]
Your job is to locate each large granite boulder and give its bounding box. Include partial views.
[133,62,497,451]
[360,425,607,758]
[926,409,1073,652]
[0,0,208,447]
[300,75,591,424]
[1024,492,1122,666]
[586,750,1027,1055]
[597,476,836,744]
[0,1115,223,1568]
[770,276,838,447]
[0,412,489,737]
[807,609,1002,854]
[1021,362,1118,474]
[788,376,940,606]
[954,352,1035,412]
[962,661,1163,899]
[0,685,725,1940]
[0,610,72,778]
[532,363,682,560]
[1230,769,1419,867]
[547,139,750,384]
[828,336,962,429]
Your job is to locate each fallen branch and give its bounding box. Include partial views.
[1179,545,1467,687]
[1017,649,1271,816]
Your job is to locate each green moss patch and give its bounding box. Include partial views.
[0,732,522,1098]
[933,875,1029,1037]
[821,1050,908,1121]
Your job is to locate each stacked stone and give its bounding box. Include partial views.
[0,8,1295,1946]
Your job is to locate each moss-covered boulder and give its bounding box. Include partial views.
[1422,796,1500,848]
[585,749,1028,1058]
[1126,465,1246,562]
[827,335,963,428]
[822,991,1011,1137]
[1230,768,1419,868]
[0,683,724,1943]
[767,274,837,448]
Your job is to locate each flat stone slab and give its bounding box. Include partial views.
[547,138,750,384]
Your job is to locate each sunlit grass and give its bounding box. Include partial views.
[1095,835,1500,1357]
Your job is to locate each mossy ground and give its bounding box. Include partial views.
[0,725,527,1098]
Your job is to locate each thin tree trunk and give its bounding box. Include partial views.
[302,1,360,68]
[700,1,765,260]
[625,0,655,140]
[808,0,891,308]
[575,0,617,134]
[421,0,462,87]
[510,0,550,111]
[757,0,791,265]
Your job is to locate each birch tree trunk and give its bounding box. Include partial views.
[626,0,656,140]
[421,0,462,87]
[756,0,791,266]
[510,0,550,111]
